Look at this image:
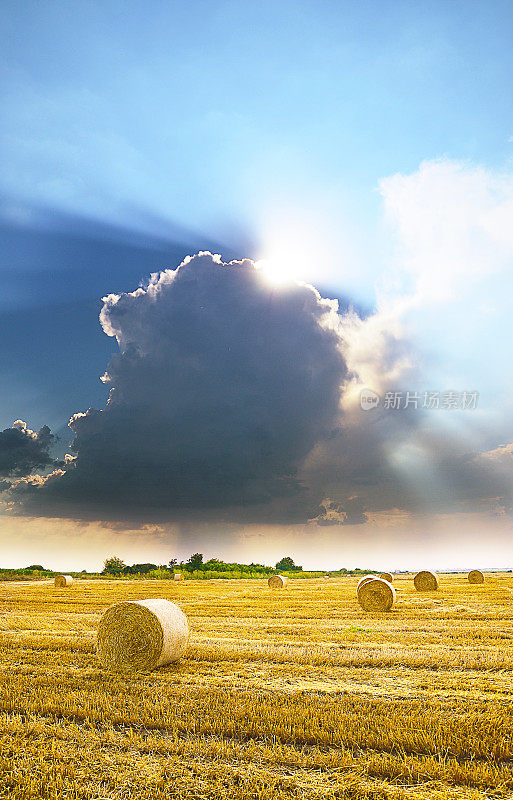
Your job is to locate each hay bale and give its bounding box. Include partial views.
[357,574,377,592]
[468,570,484,584]
[54,575,73,587]
[323,575,331,580]
[414,570,439,591]
[268,574,288,589]
[97,598,189,672]
[173,573,183,581]
[379,572,393,583]
[358,578,396,612]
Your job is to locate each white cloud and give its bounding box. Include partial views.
[342,159,513,413]
[379,158,513,305]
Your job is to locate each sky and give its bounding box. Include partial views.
[1,0,513,570]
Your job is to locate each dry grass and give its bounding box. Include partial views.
[1,574,513,798]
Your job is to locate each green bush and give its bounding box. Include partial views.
[148,568,172,579]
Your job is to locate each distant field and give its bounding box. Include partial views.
[1,575,513,799]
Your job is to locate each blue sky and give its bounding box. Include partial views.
[2,0,513,239]
[1,1,512,307]
[1,1,513,568]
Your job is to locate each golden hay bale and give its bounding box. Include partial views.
[173,573,183,581]
[414,570,439,591]
[97,598,189,672]
[268,574,288,589]
[358,578,396,612]
[379,572,393,583]
[54,575,73,587]
[357,574,377,592]
[468,569,485,584]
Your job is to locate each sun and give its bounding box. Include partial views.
[254,258,296,285]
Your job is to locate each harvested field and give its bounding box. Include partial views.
[1,574,513,799]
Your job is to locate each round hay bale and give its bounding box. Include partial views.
[268,574,288,589]
[173,573,183,581]
[379,572,393,583]
[54,575,73,587]
[468,569,484,584]
[357,574,377,592]
[323,575,331,580]
[97,598,189,672]
[414,570,439,591]
[358,578,396,612]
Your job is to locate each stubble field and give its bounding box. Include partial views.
[1,575,513,799]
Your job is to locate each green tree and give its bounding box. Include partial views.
[275,556,302,572]
[102,556,126,575]
[187,553,204,570]
[130,563,158,574]
[168,558,178,569]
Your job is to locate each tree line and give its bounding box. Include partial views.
[102,553,303,575]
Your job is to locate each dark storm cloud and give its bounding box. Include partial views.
[304,414,513,523]
[0,420,57,478]
[316,498,368,526]
[0,200,245,429]
[5,250,512,529]
[10,253,347,523]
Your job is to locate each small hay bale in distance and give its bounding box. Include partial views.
[173,573,183,581]
[379,572,393,583]
[468,570,485,584]
[358,578,396,612]
[323,575,331,580]
[54,575,73,587]
[97,598,189,672]
[357,574,377,592]
[414,570,439,591]
[268,574,288,589]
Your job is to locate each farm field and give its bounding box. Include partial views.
[1,575,513,799]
